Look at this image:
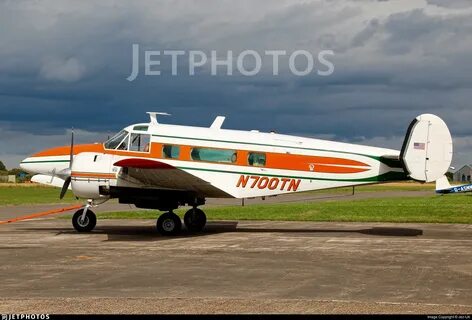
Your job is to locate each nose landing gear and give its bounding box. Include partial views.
[71,199,102,232]
[72,208,97,232]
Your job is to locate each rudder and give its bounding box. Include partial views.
[400,114,453,182]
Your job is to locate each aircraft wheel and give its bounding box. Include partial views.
[184,208,207,233]
[72,209,97,232]
[157,212,182,236]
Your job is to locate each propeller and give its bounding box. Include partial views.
[59,130,74,199]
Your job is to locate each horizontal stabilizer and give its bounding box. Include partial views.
[435,175,451,191]
[401,114,453,182]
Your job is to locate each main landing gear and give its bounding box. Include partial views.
[155,208,207,236]
[156,211,182,236]
[183,208,206,233]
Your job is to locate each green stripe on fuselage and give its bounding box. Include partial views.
[177,166,408,183]
[20,160,70,164]
[152,133,398,166]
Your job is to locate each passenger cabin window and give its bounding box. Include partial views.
[191,148,237,163]
[104,130,129,150]
[248,152,266,167]
[163,145,180,159]
[130,133,151,152]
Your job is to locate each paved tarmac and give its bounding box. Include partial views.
[0,218,471,314]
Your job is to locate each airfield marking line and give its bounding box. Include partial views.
[0,204,83,225]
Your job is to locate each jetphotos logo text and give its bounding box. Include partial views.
[127,44,334,81]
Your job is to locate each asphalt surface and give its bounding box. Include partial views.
[0,217,471,314]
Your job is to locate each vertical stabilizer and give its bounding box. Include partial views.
[400,114,453,182]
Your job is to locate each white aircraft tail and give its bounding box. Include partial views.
[435,175,451,191]
[400,114,453,183]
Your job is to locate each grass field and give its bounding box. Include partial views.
[3,182,470,224]
[0,182,433,206]
[98,194,472,224]
[0,184,78,206]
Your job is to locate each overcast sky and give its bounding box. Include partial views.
[1,0,472,169]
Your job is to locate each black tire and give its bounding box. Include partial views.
[72,209,97,232]
[156,212,182,236]
[184,208,207,233]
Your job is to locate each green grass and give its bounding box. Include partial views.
[0,182,431,206]
[305,183,433,194]
[98,194,472,224]
[0,185,78,206]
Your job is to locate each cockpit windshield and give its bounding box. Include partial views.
[104,130,129,150]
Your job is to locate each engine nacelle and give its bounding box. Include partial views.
[71,152,114,200]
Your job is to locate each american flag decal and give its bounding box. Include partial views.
[414,142,426,150]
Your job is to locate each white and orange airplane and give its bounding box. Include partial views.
[20,112,453,235]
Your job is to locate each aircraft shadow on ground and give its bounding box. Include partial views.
[19,221,423,242]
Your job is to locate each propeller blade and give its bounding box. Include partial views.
[69,129,74,168]
[60,177,71,200]
[59,130,75,199]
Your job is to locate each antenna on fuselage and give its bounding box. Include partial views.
[147,112,171,125]
[210,116,226,129]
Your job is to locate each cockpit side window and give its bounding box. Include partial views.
[104,130,129,150]
[130,133,151,152]
[117,136,129,150]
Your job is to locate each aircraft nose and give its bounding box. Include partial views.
[20,146,72,176]
[20,157,40,174]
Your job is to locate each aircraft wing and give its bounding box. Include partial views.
[113,158,230,198]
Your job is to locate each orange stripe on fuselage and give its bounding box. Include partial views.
[71,172,116,179]
[265,153,368,173]
[33,144,105,157]
[34,143,162,159]
[307,164,368,174]
[33,142,370,175]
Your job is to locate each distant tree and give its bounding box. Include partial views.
[8,168,32,183]
[8,168,24,176]
[0,160,6,171]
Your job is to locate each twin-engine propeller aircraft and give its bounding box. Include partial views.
[20,112,453,235]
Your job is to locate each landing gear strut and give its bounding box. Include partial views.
[184,208,207,233]
[156,211,182,236]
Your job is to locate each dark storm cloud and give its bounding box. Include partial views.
[1,0,472,168]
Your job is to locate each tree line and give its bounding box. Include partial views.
[0,160,32,182]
